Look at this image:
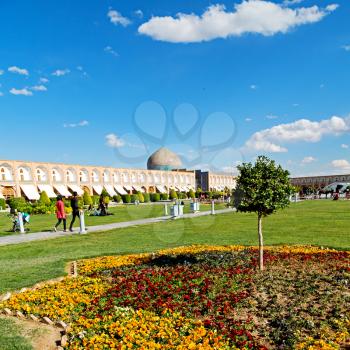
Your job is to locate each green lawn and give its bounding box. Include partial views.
[0,317,32,350]
[0,200,349,295]
[0,202,227,236]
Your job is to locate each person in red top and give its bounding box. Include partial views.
[53,195,67,232]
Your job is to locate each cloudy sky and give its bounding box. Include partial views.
[0,0,349,176]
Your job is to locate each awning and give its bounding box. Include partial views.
[0,187,4,199]
[114,185,127,195]
[21,184,40,201]
[156,185,166,193]
[104,185,117,197]
[38,184,56,198]
[54,185,72,197]
[93,185,103,195]
[133,185,145,193]
[68,184,84,196]
[123,185,133,192]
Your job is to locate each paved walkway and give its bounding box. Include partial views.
[0,208,235,246]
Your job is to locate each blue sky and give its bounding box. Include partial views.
[0,0,349,176]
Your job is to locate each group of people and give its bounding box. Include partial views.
[54,192,109,232]
[53,192,80,232]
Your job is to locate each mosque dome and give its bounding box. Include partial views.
[147,147,182,171]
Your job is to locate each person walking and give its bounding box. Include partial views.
[53,195,66,232]
[69,191,80,232]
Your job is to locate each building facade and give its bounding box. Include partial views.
[0,159,236,200]
[291,174,350,190]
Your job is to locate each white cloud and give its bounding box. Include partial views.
[283,0,304,6]
[0,92,3,96]
[63,120,89,128]
[244,115,350,153]
[0,70,4,75]
[108,9,131,27]
[135,10,144,18]
[341,144,349,149]
[9,88,33,96]
[326,4,339,11]
[52,69,70,77]
[105,133,125,148]
[292,103,299,107]
[250,84,257,90]
[331,159,350,170]
[342,45,350,51]
[39,77,49,83]
[8,66,29,76]
[301,156,316,164]
[104,46,119,57]
[31,85,47,92]
[266,114,278,120]
[138,1,338,43]
[245,117,252,122]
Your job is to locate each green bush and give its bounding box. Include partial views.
[160,193,169,201]
[113,195,123,203]
[150,193,160,202]
[101,189,109,198]
[0,198,6,210]
[177,192,187,200]
[122,194,131,204]
[188,189,195,199]
[8,197,27,211]
[169,190,178,200]
[39,191,51,206]
[137,192,145,203]
[130,194,139,203]
[91,195,99,206]
[143,193,150,203]
[83,191,93,206]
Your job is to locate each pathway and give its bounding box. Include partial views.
[0,208,235,246]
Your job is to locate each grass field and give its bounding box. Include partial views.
[0,200,349,295]
[0,200,349,350]
[0,202,226,236]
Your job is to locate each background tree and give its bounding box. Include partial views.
[83,191,93,206]
[235,156,294,270]
[39,191,51,206]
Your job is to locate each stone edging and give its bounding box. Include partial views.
[0,262,79,349]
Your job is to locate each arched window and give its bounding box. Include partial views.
[0,168,5,181]
[19,169,24,182]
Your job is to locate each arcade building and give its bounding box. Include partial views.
[0,148,236,200]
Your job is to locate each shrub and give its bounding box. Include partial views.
[8,197,27,211]
[113,195,123,203]
[169,190,178,200]
[131,194,139,203]
[178,192,187,200]
[151,193,160,202]
[0,198,6,210]
[101,189,109,198]
[143,193,150,203]
[104,196,110,205]
[122,194,131,204]
[39,191,51,206]
[160,193,169,201]
[83,191,93,206]
[91,195,99,206]
[188,189,195,199]
[137,192,145,203]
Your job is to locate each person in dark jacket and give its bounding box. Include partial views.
[69,192,80,232]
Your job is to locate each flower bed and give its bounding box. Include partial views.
[1,245,349,349]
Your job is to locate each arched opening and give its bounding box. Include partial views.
[2,186,16,199]
[0,165,13,181]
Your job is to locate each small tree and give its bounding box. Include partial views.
[39,191,51,206]
[235,156,294,270]
[83,191,93,206]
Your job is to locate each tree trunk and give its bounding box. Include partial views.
[258,214,264,271]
